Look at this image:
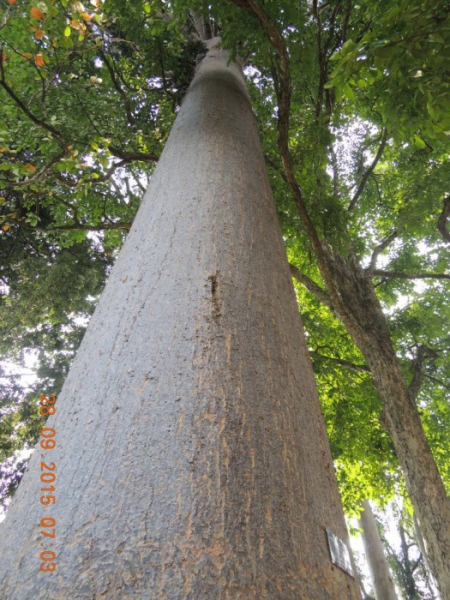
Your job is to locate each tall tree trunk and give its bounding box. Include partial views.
[0,44,361,599]
[358,500,398,600]
[323,250,450,598]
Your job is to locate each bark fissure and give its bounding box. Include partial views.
[208,271,222,324]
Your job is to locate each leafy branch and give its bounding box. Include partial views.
[0,45,68,149]
[372,270,450,281]
[289,263,334,311]
[5,150,68,188]
[348,130,388,211]
[0,44,158,169]
[311,350,370,373]
[98,49,136,126]
[265,155,288,183]
[366,231,398,274]
[108,147,158,163]
[45,221,131,232]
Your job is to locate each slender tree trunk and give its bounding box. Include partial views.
[358,500,398,600]
[413,514,439,598]
[0,44,361,599]
[322,250,450,598]
[398,523,420,599]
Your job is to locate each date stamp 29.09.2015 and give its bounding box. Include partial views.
[39,394,57,573]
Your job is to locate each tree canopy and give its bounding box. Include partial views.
[1,0,450,590]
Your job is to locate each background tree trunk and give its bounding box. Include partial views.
[398,523,420,599]
[0,45,361,598]
[413,514,439,598]
[322,250,450,597]
[358,500,398,600]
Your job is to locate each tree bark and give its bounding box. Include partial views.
[358,500,398,600]
[0,45,361,598]
[323,249,450,598]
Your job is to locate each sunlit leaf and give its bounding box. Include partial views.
[412,135,426,149]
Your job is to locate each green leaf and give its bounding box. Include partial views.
[343,84,355,102]
[429,33,445,44]
[411,135,426,149]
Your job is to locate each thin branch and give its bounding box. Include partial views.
[371,172,383,205]
[424,373,450,391]
[408,345,438,403]
[372,270,450,281]
[3,39,50,110]
[86,159,130,185]
[311,350,370,373]
[7,150,68,188]
[109,147,158,163]
[330,145,339,197]
[341,0,352,45]
[45,221,131,232]
[411,558,422,574]
[0,374,36,379]
[437,196,450,243]
[366,231,398,273]
[74,91,104,138]
[0,48,66,148]
[133,174,147,194]
[312,0,336,118]
[265,155,288,183]
[49,158,140,189]
[348,130,388,211]
[289,264,334,310]
[323,1,342,56]
[313,0,326,117]
[99,49,136,125]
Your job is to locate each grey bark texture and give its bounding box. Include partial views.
[358,501,398,600]
[0,47,361,598]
